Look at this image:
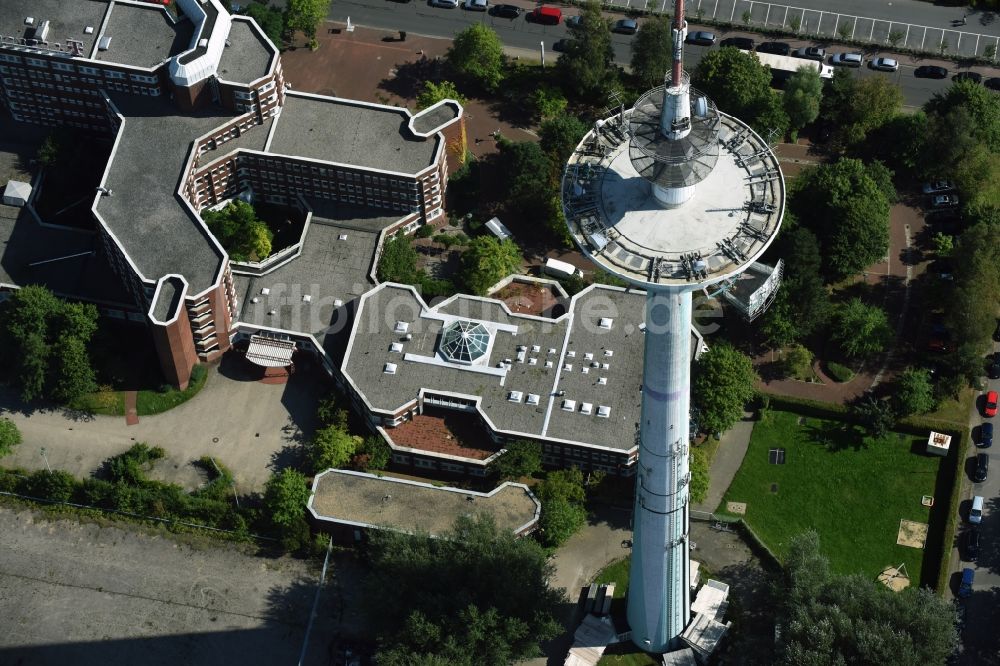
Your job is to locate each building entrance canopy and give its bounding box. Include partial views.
[246,335,295,367]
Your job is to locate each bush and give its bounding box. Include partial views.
[416,224,435,239]
[25,469,76,502]
[106,443,165,485]
[0,418,22,457]
[825,361,855,383]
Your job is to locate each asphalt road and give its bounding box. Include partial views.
[327,0,982,109]
[958,349,1000,664]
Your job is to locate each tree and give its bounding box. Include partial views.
[496,140,568,246]
[306,425,361,473]
[447,24,505,92]
[51,335,97,404]
[36,133,61,167]
[783,66,823,140]
[26,469,76,502]
[531,86,568,121]
[246,1,285,45]
[377,232,420,283]
[460,236,523,295]
[691,342,757,436]
[688,444,710,504]
[932,232,954,257]
[202,200,274,262]
[364,514,563,664]
[354,435,391,472]
[892,368,937,417]
[416,80,467,110]
[263,468,311,530]
[851,393,896,438]
[822,74,903,150]
[779,343,813,378]
[539,115,589,166]
[284,0,331,40]
[693,47,772,120]
[490,440,542,480]
[536,468,587,547]
[790,158,892,280]
[630,15,672,88]
[831,299,892,360]
[0,418,22,458]
[779,531,957,665]
[0,285,98,403]
[555,0,617,102]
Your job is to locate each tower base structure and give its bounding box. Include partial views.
[627,287,693,652]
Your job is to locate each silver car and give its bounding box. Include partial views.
[871,57,898,72]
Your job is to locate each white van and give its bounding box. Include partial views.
[970,495,984,524]
[543,257,584,279]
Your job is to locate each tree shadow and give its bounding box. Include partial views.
[376,56,447,101]
[804,418,866,452]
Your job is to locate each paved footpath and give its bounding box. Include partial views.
[692,413,755,515]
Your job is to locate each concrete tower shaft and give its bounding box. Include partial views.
[627,288,692,651]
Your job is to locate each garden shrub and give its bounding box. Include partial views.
[825,361,855,383]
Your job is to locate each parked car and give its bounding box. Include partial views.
[463,0,488,9]
[565,14,582,27]
[922,179,956,194]
[970,495,984,524]
[931,194,960,208]
[990,353,1000,380]
[793,46,825,61]
[965,528,981,562]
[980,422,994,448]
[528,5,561,24]
[491,3,521,17]
[986,391,999,418]
[757,41,791,55]
[959,567,975,598]
[974,452,990,482]
[954,71,983,84]
[429,0,459,8]
[915,65,949,79]
[830,52,863,67]
[686,31,717,46]
[612,19,638,35]
[871,57,899,72]
[720,37,755,50]
[552,38,570,52]
[986,77,1000,91]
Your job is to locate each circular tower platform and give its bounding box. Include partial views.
[562,105,785,289]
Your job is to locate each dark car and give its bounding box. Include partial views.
[552,38,570,52]
[491,3,520,17]
[965,528,981,562]
[986,77,1000,91]
[685,31,716,46]
[959,567,974,598]
[612,19,638,35]
[757,41,791,56]
[915,65,948,79]
[793,46,825,61]
[954,71,984,84]
[974,452,989,482]
[990,353,1000,380]
[980,422,994,448]
[720,37,755,50]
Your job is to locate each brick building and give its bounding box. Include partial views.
[0,0,463,388]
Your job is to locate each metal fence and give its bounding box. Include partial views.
[598,0,1000,59]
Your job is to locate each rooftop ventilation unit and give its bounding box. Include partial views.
[250,297,259,303]
[544,361,553,368]
[602,363,610,370]
[24,17,34,25]
[260,287,270,295]
[198,38,209,48]
[591,361,600,368]
[526,393,540,405]
[582,367,589,374]
[597,405,611,418]
[338,234,348,241]
[333,299,343,307]
[599,317,614,329]
[383,363,397,375]
[604,349,614,357]
[639,322,647,332]
[548,348,557,355]
[563,363,572,372]
[508,390,523,402]
[584,352,594,361]
[598,377,608,385]
[302,294,311,303]
[389,342,403,353]
[98,35,112,51]
[580,402,593,415]
[567,350,576,358]
[85,26,94,34]
[531,345,541,353]
[36,20,50,41]
[516,349,526,363]
[528,358,537,365]
[561,399,577,411]
[394,321,409,334]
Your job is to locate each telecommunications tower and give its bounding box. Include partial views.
[560,0,784,653]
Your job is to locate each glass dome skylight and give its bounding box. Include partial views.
[440,320,490,365]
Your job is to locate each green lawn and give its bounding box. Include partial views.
[70,364,209,416]
[594,558,629,598]
[718,409,943,581]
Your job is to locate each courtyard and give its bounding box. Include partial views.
[718,409,946,585]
